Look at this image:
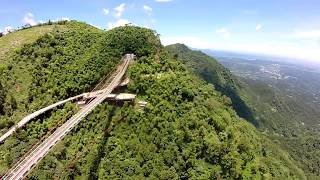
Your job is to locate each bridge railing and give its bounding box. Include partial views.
[1,54,134,179]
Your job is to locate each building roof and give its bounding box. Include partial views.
[115,93,136,100]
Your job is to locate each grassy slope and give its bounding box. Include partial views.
[0,25,68,117]
[0,23,69,174]
[0,25,66,62]
[0,24,68,125]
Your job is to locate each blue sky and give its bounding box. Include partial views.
[1,0,320,63]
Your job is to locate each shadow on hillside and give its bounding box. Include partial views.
[88,106,116,180]
[198,64,259,127]
[217,85,259,127]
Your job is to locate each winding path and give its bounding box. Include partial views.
[1,54,134,179]
[0,94,85,143]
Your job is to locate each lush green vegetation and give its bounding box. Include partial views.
[27,104,117,179]
[0,103,77,175]
[166,44,258,126]
[234,77,318,137]
[0,24,66,63]
[0,22,308,179]
[240,78,320,178]
[270,135,320,179]
[26,25,306,179]
[0,21,120,133]
[166,44,320,178]
[0,21,122,174]
[0,22,162,176]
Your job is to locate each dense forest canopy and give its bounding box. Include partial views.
[0,21,308,179]
[0,21,119,132]
[165,44,320,178]
[165,44,257,126]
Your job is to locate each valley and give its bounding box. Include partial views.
[202,51,320,178]
[216,55,320,133]
[166,44,320,178]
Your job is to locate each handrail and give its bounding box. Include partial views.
[0,57,127,143]
[1,54,134,180]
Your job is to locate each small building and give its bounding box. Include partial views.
[115,93,136,101]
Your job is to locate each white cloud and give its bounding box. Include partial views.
[39,20,45,24]
[256,24,262,31]
[103,8,110,15]
[114,3,126,17]
[61,17,70,21]
[219,41,320,63]
[52,17,70,22]
[5,26,13,32]
[143,25,151,29]
[216,28,231,38]
[107,19,130,29]
[161,35,320,63]
[291,30,320,39]
[22,12,36,26]
[3,26,13,35]
[160,36,216,49]
[143,5,152,15]
[155,0,173,2]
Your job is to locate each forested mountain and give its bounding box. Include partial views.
[165,44,258,126]
[217,57,320,179]
[0,21,119,129]
[0,22,306,179]
[165,44,320,178]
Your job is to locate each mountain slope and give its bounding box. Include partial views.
[0,24,67,63]
[165,44,319,178]
[0,23,305,179]
[216,57,320,178]
[165,44,258,126]
[0,21,117,130]
[0,21,122,174]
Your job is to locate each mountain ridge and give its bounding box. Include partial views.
[165,43,258,126]
[166,43,319,178]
